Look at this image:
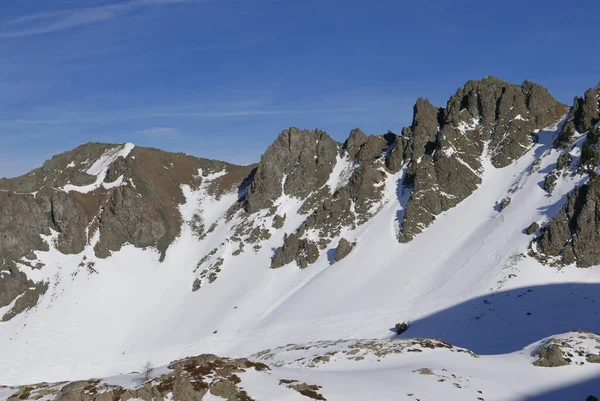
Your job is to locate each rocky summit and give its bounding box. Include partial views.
[1,76,600,401]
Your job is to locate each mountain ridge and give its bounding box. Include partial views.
[1,76,600,400]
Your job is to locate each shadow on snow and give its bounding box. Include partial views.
[522,374,600,401]
[395,283,600,355]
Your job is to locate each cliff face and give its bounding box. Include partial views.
[0,143,254,320]
[398,77,566,242]
[0,76,575,322]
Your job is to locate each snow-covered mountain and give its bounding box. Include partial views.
[1,77,600,401]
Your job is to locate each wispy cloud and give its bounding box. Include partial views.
[138,127,181,138]
[0,107,372,126]
[0,0,196,38]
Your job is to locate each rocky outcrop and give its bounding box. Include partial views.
[530,332,600,367]
[532,343,569,367]
[404,98,442,163]
[254,126,398,269]
[5,354,271,401]
[399,77,566,242]
[499,197,511,211]
[271,233,319,269]
[245,128,339,213]
[536,174,600,267]
[525,222,540,235]
[332,238,355,263]
[571,84,600,133]
[580,126,600,170]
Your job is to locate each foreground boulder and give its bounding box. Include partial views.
[532,343,569,367]
[332,238,355,263]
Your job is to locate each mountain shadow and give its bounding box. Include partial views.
[396,283,600,355]
[523,375,600,401]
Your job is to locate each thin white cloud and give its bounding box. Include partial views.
[0,107,373,126]
[0,0,196,38]
[138,127,181,138]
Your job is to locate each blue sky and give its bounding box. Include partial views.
[1,0,599,177]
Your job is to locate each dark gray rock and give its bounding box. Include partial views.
[271,233,319,269]
[395,322,409,335]
[332,238,355,263]
[343,128,368,157]
[385,134,407,173]
[272,214,285,229]
[536,175,600,267]
[404,98,442,162]
[499,197,512,211]
[525,222,540,235]
[303,190,355,239]
[580,126,600,169]
[246,128,339,213]
[543,171,559,194]
[354,135,389,166]
[399,77,565,242]
[555,121,577,148]
[556,151,572,170]
[572,85,600,133]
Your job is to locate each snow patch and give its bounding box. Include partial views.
[61,143,135,193]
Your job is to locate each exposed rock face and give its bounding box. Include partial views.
[532,343,569,367]
[0,77,576,318]
[253,126,399,269]
[0,143,254,320]
[271,233,319,269]
[245,127,339,213]
[343,128,369,157]
[536,174,600,267]
[580,126,600,169]
[525,222,540,235]
[399,77,566,242]
[404,98,442,163]
[571,84,600,133]
[5,354,270,401]
[332,238,355,263]
[543,171,559,194]
[272,214,285,229]
[556,151,572,170]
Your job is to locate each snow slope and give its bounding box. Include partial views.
[1,122,600,400]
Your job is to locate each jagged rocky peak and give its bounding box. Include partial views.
[245,127,340,213]
[398,77,566,243]
[265,126,403,269]
[532,83,600,268]
[571,83,600,133]
[0,143,253,321]
[445,77,566,167]
[403,97,443,162]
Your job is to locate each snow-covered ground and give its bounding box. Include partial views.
[1,123,600,400]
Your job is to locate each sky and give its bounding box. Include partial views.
[0,0,599,177]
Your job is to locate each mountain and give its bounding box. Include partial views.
[1,77,600,401]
